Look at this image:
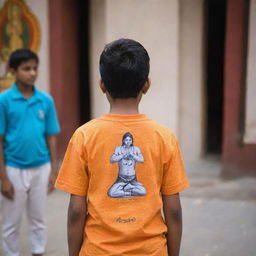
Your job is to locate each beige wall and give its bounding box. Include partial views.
[90,0,206,160]
[0,0,49,92]
[90,0,108,116]
[90,0,180,132]
[178,0,206,160]
[26,0,49,92]
[244,0,256,144]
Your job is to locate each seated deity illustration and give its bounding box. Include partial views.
[0,1,41,91]
[108,132,147,198]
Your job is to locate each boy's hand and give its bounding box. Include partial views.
[48,171,57,194]
[1,178,14,200]
[46,135,58,194]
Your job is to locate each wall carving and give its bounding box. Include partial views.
[0,0,41,91]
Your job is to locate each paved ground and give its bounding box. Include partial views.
[0,157,256,256]
[181,157,256,256]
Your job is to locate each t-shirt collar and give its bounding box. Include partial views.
[100,113,148,121]
[11,83,39,102]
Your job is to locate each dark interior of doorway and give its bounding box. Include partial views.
[206,0,226,154]
[78,0,91,124]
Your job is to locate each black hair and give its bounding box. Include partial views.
[9,49,39,70]
[100,38,150,98]
[122,132,133,146]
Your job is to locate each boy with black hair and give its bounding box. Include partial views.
[0,49,60,256]
[55,38,189,256]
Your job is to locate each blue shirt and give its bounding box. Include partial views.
[0,84,60,169]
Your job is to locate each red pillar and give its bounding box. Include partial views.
[49,0,80,159]
[222,0,256,176]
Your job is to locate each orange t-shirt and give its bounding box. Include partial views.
[55,114,189,256]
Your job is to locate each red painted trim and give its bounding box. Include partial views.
[49,0,80,159]
[222,0,256,175]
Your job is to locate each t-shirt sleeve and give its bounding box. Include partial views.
[161,134,189,195]
[45,96,60,135]
[0,99,6,135]
[55,129,89,196]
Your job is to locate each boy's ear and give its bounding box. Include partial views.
[99,80,107,93]
[142,79,151,94]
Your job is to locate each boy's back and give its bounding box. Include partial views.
[56,113,188,255]
[56,38,188,256]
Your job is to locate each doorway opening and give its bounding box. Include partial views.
[205,0,226,154]
[78,0,91,124]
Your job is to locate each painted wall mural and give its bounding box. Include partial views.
[0,0,41,91]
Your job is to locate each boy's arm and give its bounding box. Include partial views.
[0,135,14,200]
[162,193,182,256]
[46,135,58,193]
[68,194,87,256]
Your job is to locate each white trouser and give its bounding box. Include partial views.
[1,163,51,256]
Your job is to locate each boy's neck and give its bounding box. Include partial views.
[16,81,34,99]
[109,98,140,115]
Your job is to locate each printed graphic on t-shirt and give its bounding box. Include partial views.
[108,132,147,198]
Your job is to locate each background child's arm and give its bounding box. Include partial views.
[46,134,58,193]
[68,194,87,256]
[162,193,182,256]
[0,135,14,200]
